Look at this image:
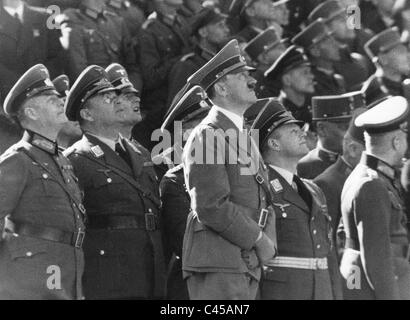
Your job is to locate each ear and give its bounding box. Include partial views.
[378,52,388,67]
[245,6,255,17]
[24,107,39,121]
[267,137,280,151]
[282,73,292,87]
[316,122,327,138]
[198,26,208,39]
[309,46,321,58]
[79,108,94,122]
[214,81,227,97]
[392,135,401,151]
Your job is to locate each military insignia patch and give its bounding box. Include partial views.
[270,179,283,193]
[91,145,104,158]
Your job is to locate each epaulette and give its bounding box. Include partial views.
[180,52,195,62]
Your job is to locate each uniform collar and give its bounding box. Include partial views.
[3,2,24,22]
[23,130,58,155]
[158,12,176,27]
[83,7,105,20]
[213,105,244,132]
[269,164,294,186]
[88,133,117,151]
[381,76,403,96]
[362,153,397,181]
[318,145,339,163]
[198,45,216,62]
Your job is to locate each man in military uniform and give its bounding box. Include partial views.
[340,96,410,300]
[243,27,287,99]
[0,64,85,300]
[314,105,366,254]
[251,99,342,300]
[52,75,83,149]
[167,7,229,108]
[105,0,146,36]
[364,27,410,98]
[132,0,192,150]
[264,45,316,149]
[231,0,278,42]
[308,0,372,91]
[182,40,277,300]
[0,0,64,101]
[292,19,346,96]
[360,0,399,35]
[297,93,360,179]
[160,86,211,300]
[64,64,165,299]
[64,0,142,91]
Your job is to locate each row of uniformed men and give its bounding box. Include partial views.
[1,33,409,300]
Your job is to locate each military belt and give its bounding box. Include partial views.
[87,214,159,231]
[4,218,85,248]
[265,256,328,270]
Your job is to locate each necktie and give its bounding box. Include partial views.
[293,175,312,209]
[115,140,132,168]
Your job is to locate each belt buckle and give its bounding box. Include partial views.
[75,230,85,248]
[316,258,326,270]
[145,211,157,231]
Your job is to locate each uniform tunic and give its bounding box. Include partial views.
[0,131,85,300]
[66,134,166,299]
[340,153,410,300]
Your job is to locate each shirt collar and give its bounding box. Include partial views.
[269,164,294,186]
[4,3,24,22]
[213,105,244,132]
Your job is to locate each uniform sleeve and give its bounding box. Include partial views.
[160,175,189,258]
[183,127,261,251]
[355,180,400,300]
[138,28,181,91]
[0,153,28,219]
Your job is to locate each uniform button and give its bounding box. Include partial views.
[282,213,287,218]
[26,252,33,257]
[317,244,321,249]
[42,173,48,179]
[313,230,317,235]
[311,217,315,221]
[100,250,105,256]
[67,179,70,183]
[107,178,112,183]
[262,197,266,201]
[395,276,399,280]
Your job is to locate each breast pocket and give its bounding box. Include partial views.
[275,209,301,243]
[31,168,63,198]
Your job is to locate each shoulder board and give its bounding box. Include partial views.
[180,52,195,62]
